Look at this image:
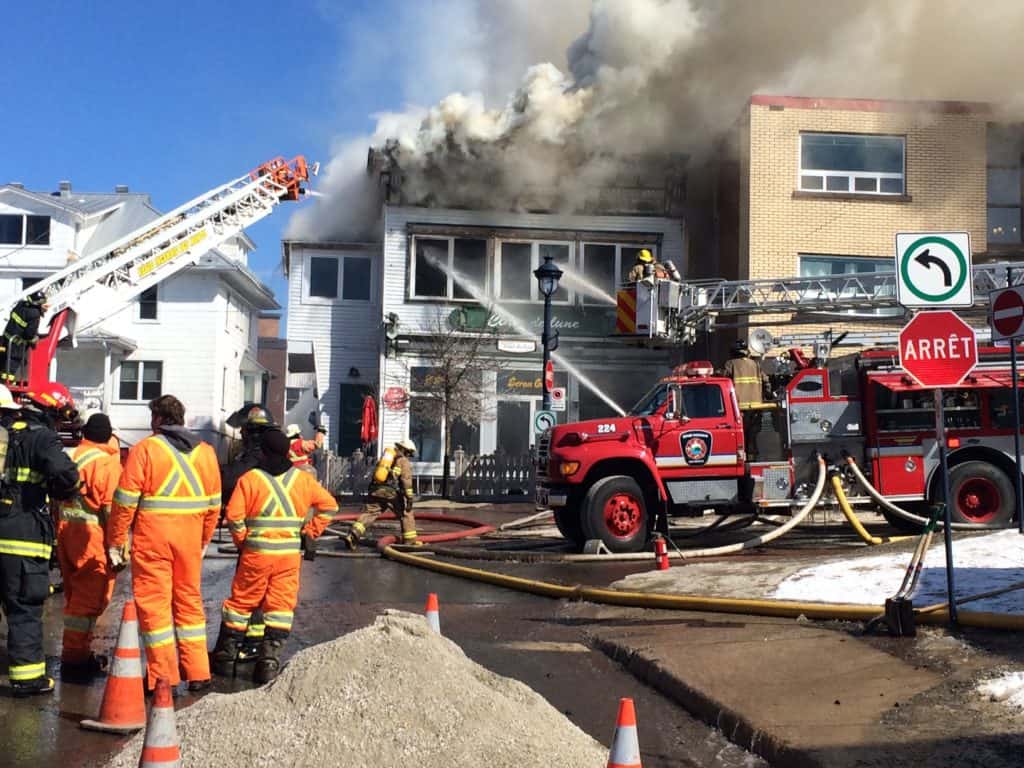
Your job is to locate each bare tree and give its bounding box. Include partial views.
[396,308,502,499]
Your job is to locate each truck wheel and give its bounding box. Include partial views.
[553,505,585,549]
[945,461,1015,526]
[581,475,650,553]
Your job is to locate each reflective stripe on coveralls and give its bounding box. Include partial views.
[109,431,222,688]
[220,467,338,636]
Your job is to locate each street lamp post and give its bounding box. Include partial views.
[534,255,563,412]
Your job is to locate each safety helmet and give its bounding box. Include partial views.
[28,290,47,305]
[244,406,272,427]
[396,438,417,455]
[637,248,654,264]
[0,384,18,411]
[286,424,302,438]
[732,339,749,354]
[26,383,77,421]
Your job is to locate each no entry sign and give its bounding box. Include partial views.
[989,287,1024,342]
[899,310,978,387]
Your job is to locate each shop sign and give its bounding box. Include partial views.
[383,386,407,411]
[496,339,536,353]
[497,370,567,396]
[449,304,615,338]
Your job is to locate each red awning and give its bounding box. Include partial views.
[869,371,1016,392]
[360,395,378,444]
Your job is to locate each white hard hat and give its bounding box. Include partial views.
[396,438,417,455]
[286,424,301,438]
[0,385,18,411]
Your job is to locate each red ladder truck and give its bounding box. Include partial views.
[1,156,315,428]
[536,266,1024,552]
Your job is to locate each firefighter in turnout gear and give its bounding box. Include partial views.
[285,424,316,474]
[721,339,769,461]
[344,439,417,549]
[107,395,222,692]
[57,413,122,682]
[627,249,680,283]
[0,384,80,696]
[1,291,48,384]
[211,429,337,684]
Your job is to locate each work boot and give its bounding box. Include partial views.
[187,678,212,692]
[209,624,244,677]
[60,653,108,683]
[253,636,286,685]
[12,675,55,697]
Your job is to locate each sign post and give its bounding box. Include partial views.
[897,232,974,627]
[988,280,1024,534]
[899,309,978,627]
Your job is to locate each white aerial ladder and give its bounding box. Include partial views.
[4,156,315,395]
[616,262,1024,352]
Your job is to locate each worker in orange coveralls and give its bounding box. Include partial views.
[210,428,337,684]
[58,413,122,683]
[107,395,222,692]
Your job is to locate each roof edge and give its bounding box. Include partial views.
[750,94,993,115]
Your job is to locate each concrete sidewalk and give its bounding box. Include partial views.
[568,602,1024,767]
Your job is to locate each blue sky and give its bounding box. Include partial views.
[0,0,408,319]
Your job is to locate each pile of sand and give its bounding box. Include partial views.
[105,611,607,768]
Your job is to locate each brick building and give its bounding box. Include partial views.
[690,94,1020,355]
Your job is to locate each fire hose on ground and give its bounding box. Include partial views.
[379,537,1024,631]
[338,455,829,564]
[294,461,1024,630]
[843,453,997,530]
[830,472,915,545]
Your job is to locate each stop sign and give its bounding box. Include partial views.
[899,311,978,387]
[544,360,554,390]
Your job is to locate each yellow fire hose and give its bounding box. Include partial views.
[382,543,1024,630]
[830,474,915,545]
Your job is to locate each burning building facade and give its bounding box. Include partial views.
[283,148,686,476]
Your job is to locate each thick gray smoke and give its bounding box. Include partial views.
[289,0,1024,240]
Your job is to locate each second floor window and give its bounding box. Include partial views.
[799,133,905,195]
[138,286,158,320]
[0,214,50,246]
[308,254,372,300]
[411,237,487,301]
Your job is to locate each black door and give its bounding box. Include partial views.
[339,383,374,455]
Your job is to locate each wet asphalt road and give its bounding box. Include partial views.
[0,528,769,768]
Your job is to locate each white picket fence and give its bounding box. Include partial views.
[326,449,536,500]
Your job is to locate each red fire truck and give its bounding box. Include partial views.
[536,269,1024,553]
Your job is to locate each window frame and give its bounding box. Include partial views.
[494,239,575,305]
[0,214,50,247]
[137,284,159,322]
[987,123,1023,246]
[116,360,163,402]
[409,235,491,303]
[797,132,906,196]
[580,242,658,302]
[797,253,900,317]
[303,252,373,303]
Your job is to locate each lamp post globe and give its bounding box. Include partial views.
[534,255,563,412]
[534,255,563,298]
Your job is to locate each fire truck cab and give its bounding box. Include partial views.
[536,349,1022,552]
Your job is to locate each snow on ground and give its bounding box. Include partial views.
[978,671,1024,710]
[773,530,1024,613]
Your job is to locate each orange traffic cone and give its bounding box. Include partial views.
[424,592,441,634]
[607,697,642,768]
[138,678,181,768]
[81,600,147,733]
